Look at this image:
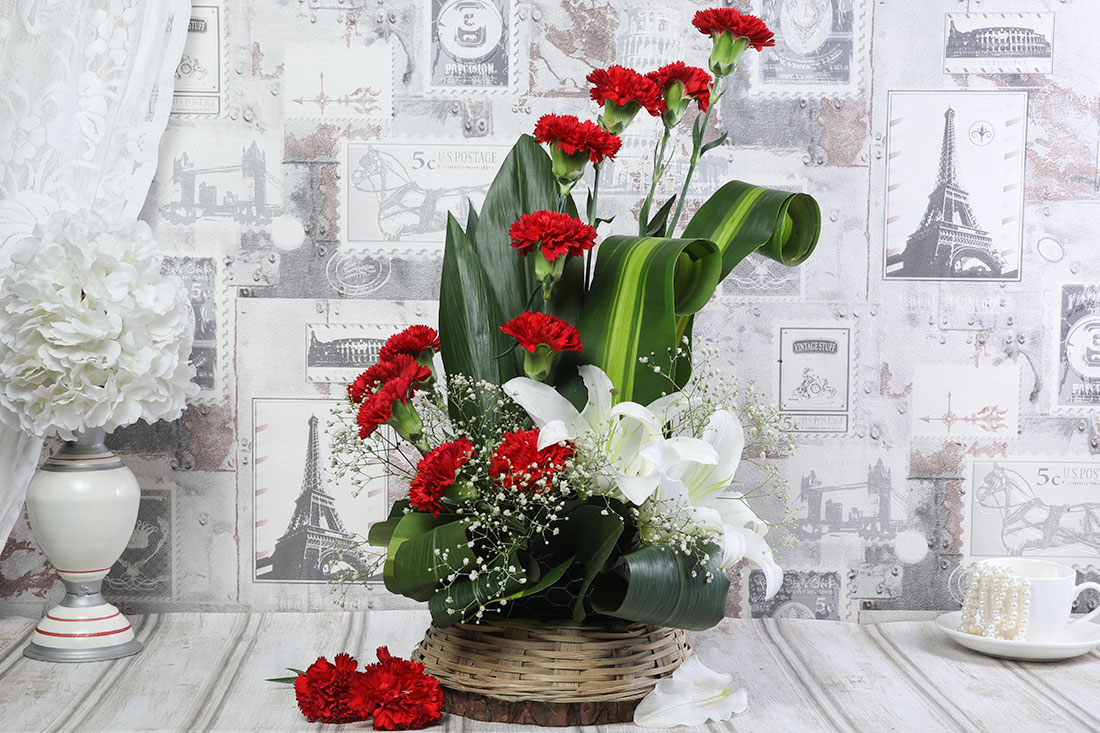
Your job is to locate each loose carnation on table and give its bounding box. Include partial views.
[280,6,821,730]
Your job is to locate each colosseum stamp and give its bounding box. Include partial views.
[944,13,1053,75]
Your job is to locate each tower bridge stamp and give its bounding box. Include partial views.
[883,91,1028,282]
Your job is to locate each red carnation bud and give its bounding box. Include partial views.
[533,114,622,194]
[646,62,712,128]
[587,65,662,133]
[500,311,582,382]
[508,210,598,300]
[692,8,775,76]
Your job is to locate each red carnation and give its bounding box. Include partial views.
[490,430,574,492]
[356,384,398,439]
[646,62,713,114]
[349,354,431,405]
[509,210,597,262]
[347,647,443,731]
[587,65,662,116]
[409,439,474,516]
[500,311,582,354]
[378,325,440,363]
[692,8,775,51]
[533,114,622,165]
[293,653,366,724]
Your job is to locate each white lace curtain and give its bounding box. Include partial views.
[0,0,190,546]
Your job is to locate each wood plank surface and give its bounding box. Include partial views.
[0,613,1095,732]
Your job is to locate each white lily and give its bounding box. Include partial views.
[641,409,784,600]
[502,365,689,505]
[633,654,748,728]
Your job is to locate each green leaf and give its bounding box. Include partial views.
[548,504,625,621]
[572,235,721,405]
[265,677,297,685]
[700,131,729,156]
[366,500,411,547]
[645,196,677,238]
[590,544,729,631]
[380,510,454,596]
[465,197,479,240]
[683,181,821,279]
[494,554,574,603]
[438,214,517,431]
[390,519,475,602]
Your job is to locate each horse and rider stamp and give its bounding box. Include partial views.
[172,3,223,116]
[968,457,1100,563]
[429,0,515,92]
[284,42,393,121]
[306,323,403,384]
[252,398,387,584]
[910,364,1019,440]
[749,0,866,98]
[1056,285,1100,409]
[883,91,1028,282]
[944,13,1054,75]
[777,326,851,433]
[343,140,512,246]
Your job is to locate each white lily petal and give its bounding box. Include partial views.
[646,391,691,425]
[614,470,660,505]
[690,506,725,536]
[577,364,615,433]
[503,377,580,432]
[662,437,719,468]
[608,401,662,432]
[536,420,572,450]
[714,495,767,536]
[634,655,748,728]
[722,525,784,600]
[683,410,745,503]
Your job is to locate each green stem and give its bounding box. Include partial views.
[638,126,672,236]
[667,78,723,236]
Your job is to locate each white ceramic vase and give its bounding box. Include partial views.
[23,428,143,662]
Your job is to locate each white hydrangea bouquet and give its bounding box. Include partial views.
[0,210,198,439]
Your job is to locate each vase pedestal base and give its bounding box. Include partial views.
[23,581,142,663]
[442,687,641,726]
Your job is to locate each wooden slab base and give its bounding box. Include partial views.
[443,687,642,726]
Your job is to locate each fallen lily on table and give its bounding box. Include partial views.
[267,647,443,730]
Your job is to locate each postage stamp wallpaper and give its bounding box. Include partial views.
[2,0,1099,622]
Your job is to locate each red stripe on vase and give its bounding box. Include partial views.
[35,625,132,639]
[46,612,121,623]
[56,567,112,574]
[51,455,117,461]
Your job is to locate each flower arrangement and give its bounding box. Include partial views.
[0,209,198,439]
[327,8,819,639]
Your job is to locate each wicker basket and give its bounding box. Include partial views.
[413,618,691,725]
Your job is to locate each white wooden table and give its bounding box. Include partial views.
[0,611,1097,732]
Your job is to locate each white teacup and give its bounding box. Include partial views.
[976,558,1100,642]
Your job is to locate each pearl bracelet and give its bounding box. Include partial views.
[958,562,1030,640]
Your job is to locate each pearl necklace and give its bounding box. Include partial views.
[958,562,1030,640]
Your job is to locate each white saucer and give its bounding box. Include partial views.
[935,611,1100,661]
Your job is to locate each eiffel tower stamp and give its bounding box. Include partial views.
[883,91,1028,282]
[251,398,387,583]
